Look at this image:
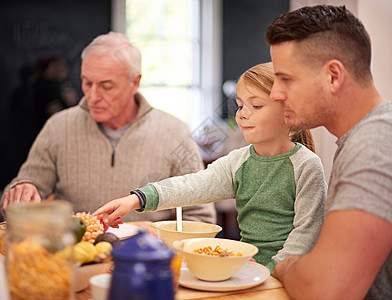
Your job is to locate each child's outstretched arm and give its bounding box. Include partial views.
[93,146,250,226]
[92,194,140,227]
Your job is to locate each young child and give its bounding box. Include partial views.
[93,63,327,273]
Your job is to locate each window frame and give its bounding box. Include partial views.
[111,0,222,131]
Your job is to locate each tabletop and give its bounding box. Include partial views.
[76,274,290,300]
[75,222,291,300]
[1,221,291,300]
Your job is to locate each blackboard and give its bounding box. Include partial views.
[220,0,289,118]
[0,0,111,190]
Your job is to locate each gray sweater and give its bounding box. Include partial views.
[2,93,216,223]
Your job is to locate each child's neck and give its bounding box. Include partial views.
[254,140,296,157]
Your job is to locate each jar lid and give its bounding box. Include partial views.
[111,229,173,263]
[6,201,73,233]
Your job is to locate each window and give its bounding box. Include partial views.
[112,0,221,130]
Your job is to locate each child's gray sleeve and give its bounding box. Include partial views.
[146,146,251,211]
[272,150,327,265]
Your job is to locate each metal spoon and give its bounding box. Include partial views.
[176,207,182,232]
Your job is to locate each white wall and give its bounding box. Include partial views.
[290,0,392,183]
[358,0,392,102]
[290,0,357,12]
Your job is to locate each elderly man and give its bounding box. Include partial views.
[266,5,392,300]
[1,32,216,223]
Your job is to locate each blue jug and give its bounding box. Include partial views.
[108,229,175,300]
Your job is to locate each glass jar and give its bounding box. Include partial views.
[6,201,76,300]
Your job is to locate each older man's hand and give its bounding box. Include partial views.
[2,183,41,210]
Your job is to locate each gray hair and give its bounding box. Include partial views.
[81,31,141,79]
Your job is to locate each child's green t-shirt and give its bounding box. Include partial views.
[140,143,326,273]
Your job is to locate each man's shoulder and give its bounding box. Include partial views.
[367,101,392,119]
[147,108,189,129]
[42,103,90,134]
[345,103,392,146]
[359,102,392,129]
[47,103,87,123]
[333,102,392,178]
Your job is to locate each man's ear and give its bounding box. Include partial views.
[326,59,345,94]
[133,74,142,91]
[134,74,142,85]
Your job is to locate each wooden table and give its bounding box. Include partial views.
[75,222,290,300]
[1,221,290,299]
[76,275,290,300]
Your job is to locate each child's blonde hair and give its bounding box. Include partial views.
[237,63,315,152]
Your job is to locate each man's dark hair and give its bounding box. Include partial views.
[266,5,372,83]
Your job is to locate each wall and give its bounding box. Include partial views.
[221,0,289,117]
[0,0,111,190]
[358,0,392,102]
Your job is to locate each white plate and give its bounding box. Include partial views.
[106,223,139,239]
[179,261,270,292]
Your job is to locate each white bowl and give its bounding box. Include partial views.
[89,273,111,300]
[151,221,222,248]
[175,238,258,281]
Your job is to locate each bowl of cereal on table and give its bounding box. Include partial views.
[151,220,222,248]
[174,237,259,281]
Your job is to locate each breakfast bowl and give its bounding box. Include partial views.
[151,221,222,248]
[151,220,222,288]
[174,237,258,282]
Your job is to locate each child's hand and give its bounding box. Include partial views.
[96,214,123,231]
[92,194,140,227]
